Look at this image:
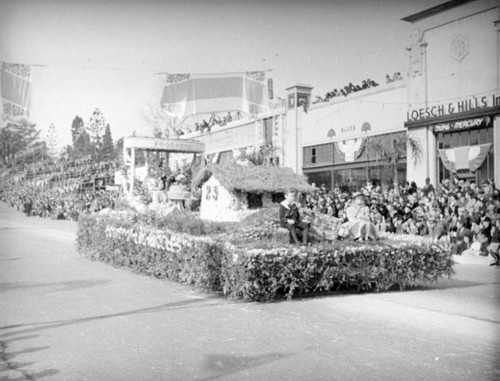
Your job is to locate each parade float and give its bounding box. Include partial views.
[77,137,453,301]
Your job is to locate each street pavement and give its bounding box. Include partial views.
[0,201,499,381]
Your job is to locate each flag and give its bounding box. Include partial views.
[438,143,491,173]
[1,62,32,126]
[161,71,269,121]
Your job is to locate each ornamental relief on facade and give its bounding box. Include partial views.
[451,35,469,62]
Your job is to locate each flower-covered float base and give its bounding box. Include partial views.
[76,207,454,301]
[223,235,453,301]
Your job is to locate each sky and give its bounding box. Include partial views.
[0,0,445,150]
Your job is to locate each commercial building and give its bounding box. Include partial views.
[404,0,500,187]
[284,82,408,190]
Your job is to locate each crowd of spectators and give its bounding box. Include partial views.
[0,180,117,221]
[0,158,120,221]
[299,177,500,266]
[174,111,243,137]
[313,72,404,105]
[313,78,380,104]
[3,157,117,184]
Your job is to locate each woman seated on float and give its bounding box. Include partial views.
[338,193,378,241]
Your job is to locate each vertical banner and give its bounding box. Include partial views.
[1,62,32,126]
[161,71,270,122]
[267,77,273,100]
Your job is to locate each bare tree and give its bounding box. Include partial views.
[141,82,179,138]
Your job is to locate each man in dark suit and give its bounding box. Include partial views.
[279,189,310,245]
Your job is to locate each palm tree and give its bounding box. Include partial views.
[364,132,422,195]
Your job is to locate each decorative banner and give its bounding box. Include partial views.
[438,143,491,173]
[123,136,205,153]
[161,72,269,121]
[335,138,364,162]
[1,62,32,126]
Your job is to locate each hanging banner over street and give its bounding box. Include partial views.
[160,72,269,122]
[0,62,32,126]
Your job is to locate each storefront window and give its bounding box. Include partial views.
[303,143,333,167]
[436,125,494,185]
[470,130,479,145]
[458,131,469,146]
[326,162,406,192]
[304,131,408,192]
[305,170,333,189]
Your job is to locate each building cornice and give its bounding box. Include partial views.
[401,0,475,23]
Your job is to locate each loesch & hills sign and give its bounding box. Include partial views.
[407,94,500,122]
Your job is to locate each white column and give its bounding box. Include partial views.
[494,115,500,186]
[427,127,437,188]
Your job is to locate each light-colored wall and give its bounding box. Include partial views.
[406,1,500,186]
[200,176,235,220]
[199,176,281,221]
[302,84,408,147]
[410,5,498,107]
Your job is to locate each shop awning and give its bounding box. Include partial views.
[438,143,491,173]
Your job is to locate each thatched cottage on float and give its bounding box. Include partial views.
[193,164,312,221]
